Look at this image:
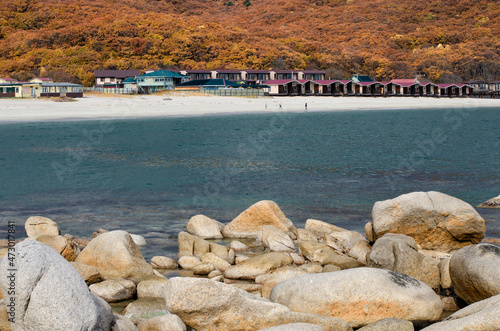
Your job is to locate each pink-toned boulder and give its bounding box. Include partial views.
[222,201,297,239]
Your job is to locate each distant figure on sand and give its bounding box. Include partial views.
[305,103,308,110]
[279,103,282,109]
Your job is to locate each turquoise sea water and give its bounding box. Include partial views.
[1,107,499,259]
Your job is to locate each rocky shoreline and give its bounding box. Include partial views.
[0,191,499,330]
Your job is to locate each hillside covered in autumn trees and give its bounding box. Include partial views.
[1,0,499,86]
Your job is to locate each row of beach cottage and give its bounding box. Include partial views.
[94,69,499,97]
[2,68,500,98]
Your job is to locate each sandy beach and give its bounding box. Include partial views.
[1,92,500,123]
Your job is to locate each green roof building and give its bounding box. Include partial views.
[136,70,189,93]
[351,74,374,83]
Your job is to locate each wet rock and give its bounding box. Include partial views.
[477,195,500,208]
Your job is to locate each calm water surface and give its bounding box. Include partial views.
[1,107,499,259]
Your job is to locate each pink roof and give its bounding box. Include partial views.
[314,80,344,85]
[34,77,52,81]
[0,77,17,82]
[390,79,418,84]
[264,79,314,85]
[263,79,296,85]
[356,81,381,86]
[435,83,455,88]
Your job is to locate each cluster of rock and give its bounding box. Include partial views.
[0,192,499,331]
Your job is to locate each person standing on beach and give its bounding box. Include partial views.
[305,103,308,110]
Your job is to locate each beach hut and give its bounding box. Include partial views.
[0,83,18,98]
[264,79,307,96]
[41,82,84,98]
[355,81,384,96]
[313,80,344,96]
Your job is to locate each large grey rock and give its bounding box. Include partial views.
[75,230,154,284]
[258,323,325,330]
[304,219,347,238]
[164,277,352,331]
[224,252,294,280]
[368,233,441,289]
[269,267,443,328]
[449,243,500,304]
[477,195,500,208]
[89,278,136,303]
[262,225,295,252]
[186,214,224,239]
[421,294,500,331]
[222,200,297,239]
[357,317,414,331]
[24,216,60,238]
[0,240,114,331]
[372,191,485,252]
[137,314,186,331]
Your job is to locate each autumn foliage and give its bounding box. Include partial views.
[0,0,499,86]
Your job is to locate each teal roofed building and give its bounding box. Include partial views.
[136,70,189,93]
[351,74,374,83]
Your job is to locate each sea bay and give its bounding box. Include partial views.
[1,107,499,259]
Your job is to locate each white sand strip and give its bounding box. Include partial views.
[1,93,499,123]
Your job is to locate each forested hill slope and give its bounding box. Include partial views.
[0,0,499,85]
